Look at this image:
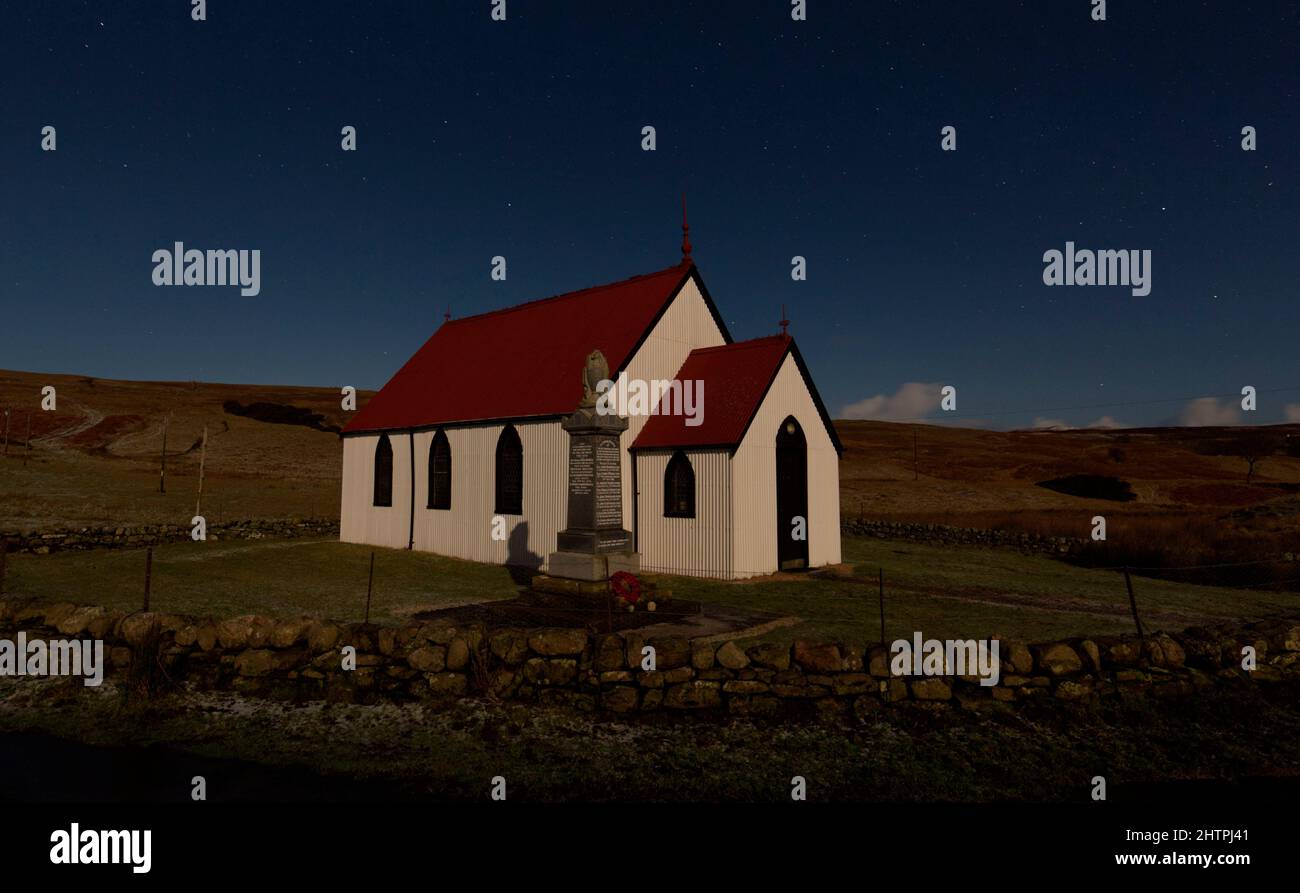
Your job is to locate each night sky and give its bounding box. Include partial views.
[3,1,1297,429]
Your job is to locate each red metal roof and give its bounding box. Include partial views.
[343,262,718,434]
[631,335,789,450]
[631,334,844,453]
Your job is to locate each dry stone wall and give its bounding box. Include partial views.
[0,519,339,554]
[1,519,1066,557]
[841,519,1086,555]
[2,598,1297,718]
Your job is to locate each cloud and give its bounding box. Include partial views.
[1031,416,1123,430]
[1285,404,1300,423]
[1178,397,1241,427]
[840,382,942,421]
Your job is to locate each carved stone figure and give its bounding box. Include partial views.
[547,347,638,582]
[580,349,609,408]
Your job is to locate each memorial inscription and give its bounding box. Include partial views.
[595,439,621,528]
[569,441,593,496]
[546,349,640,582]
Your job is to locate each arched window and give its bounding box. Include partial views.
[776,416,808,570]
[428,429,451,510]
[373,434,393,507]
[494,425,523,515]
[664,450,695,518]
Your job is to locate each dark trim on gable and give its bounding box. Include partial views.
[628,339,844,456]
[614,264,734,377]
[785,340,845,455]
[726,340,843,456]
[686,265,735,346]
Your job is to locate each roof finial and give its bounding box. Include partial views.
[680,193,692,264]
[443,305,451,324]
[779,304,790,337]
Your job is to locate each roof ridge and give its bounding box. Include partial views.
[689,333,791,355]
[443,262,690,327]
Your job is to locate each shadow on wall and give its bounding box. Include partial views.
[507,521,542,587]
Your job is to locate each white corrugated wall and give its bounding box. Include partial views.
[410,420,567,567]
[634,449,732,578]
[339,433,413,550]
[730,353,842,578]
[341,420,568,566]
[616,274,728,526]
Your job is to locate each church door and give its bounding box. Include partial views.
[775,416,809,570]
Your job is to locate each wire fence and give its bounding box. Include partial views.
[1109,556,1295,572]
[2,537,1295,649]
[434,553,1298,644]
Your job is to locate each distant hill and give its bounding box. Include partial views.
[0,369,370,531]
[837,419,1300,575]
[3,370,1298,549]
[837,419,1300,530]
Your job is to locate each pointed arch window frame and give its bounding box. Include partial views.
[663,449,696,519]
[494,425,524,516]
[427,429,451,510]
[372,433,394,507]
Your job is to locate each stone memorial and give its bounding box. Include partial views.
[546,349,640,583]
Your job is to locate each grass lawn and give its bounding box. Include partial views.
[1,451,339,531]
[4,535,1295,644]
[3,538,516,626]
[700,538,1298,647]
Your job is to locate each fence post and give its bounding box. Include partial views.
[158,414,168,494]
[195,425,208,517]
[1123,566,1143,639]
[143,547,153,611]
[364,551,375,624]
[878,567,886,644]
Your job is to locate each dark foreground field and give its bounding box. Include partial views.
[3,674,1299,803]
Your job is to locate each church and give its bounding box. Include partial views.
[339,222,843,580]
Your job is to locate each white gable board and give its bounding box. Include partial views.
[730,352,842,577]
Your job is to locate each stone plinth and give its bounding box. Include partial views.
[545,404,639,584]
[546,550,640,583]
